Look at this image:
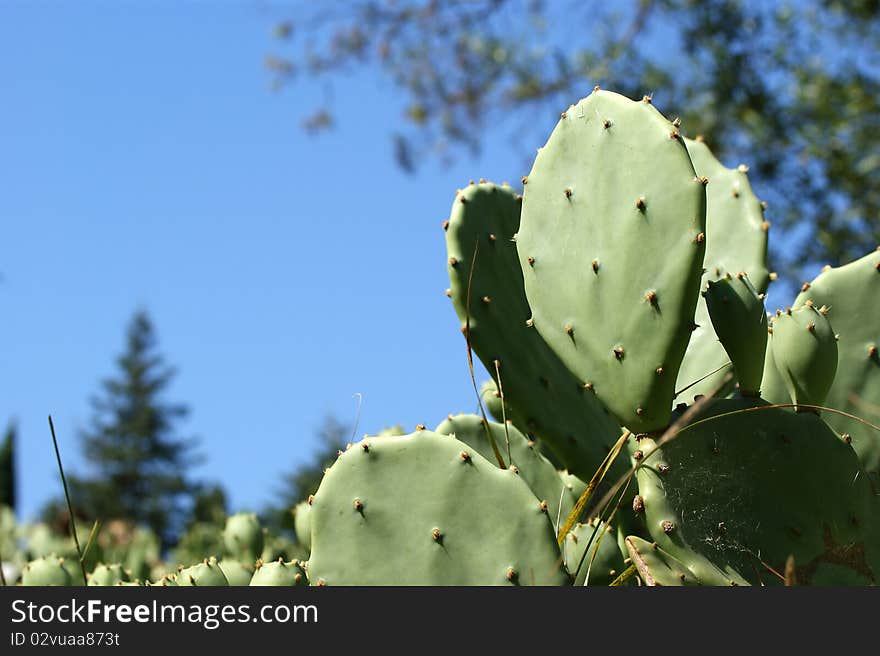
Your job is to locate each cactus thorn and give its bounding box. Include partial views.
[527,256,535,266]
[613,346,625,360]
[636,196,646,211]
[633,450,644,461]
[460,450,472,462]
[661,520,675,534]
[564,187,573,198]
[442,219,449,231]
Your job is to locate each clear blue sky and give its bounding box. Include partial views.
[1,1,522,520]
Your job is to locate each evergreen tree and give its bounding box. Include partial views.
[0,421,15,511]
[67,310,201,549]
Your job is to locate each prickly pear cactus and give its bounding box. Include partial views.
[218,559,254,586]
[790,250,880,476]
[624,536,700,586]
[770,303,838,412]
[293,500,312,552]
[249,558,307,586]
[517,89,706,432]
[176,557,230,586]
[224,513,264,563]
[434,413,576,524]
[308,429,569,585]
[675,137,770,401]
[562,520,627,586]
[20,555,72,586]
[445,180,619,477]
[630,397,878,585]
[87,563,130,586]
[703,273,768,395]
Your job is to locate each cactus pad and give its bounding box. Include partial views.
[703,273,768,395]
[793,250,880,475]
[770,304,838,411]
[517,89,706,432]
[631,397,877,585]
[308,429,568,585]
[445,180,619,476]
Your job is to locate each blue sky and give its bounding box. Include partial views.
[1,1,523,520]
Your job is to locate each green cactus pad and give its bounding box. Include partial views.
[770,304,838,412]
[445,180,620,477]
[294,501,312,552]
[434,413,575,525]
[624,536,701,586]
[218,559,254,586]
[703,273,768,395]
[87,563,130,586]
[675,138,770,401]
[792,250,880,475]
[631,397,877,585]
[517,90,706,432]
[223,513,264,563]
[308,429,568,585]
[20,555,73,586]
[249,558,308,586]
[176,557,230,586]
[563,520,627,586]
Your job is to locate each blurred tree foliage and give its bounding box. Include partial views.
[0,422,16,512]
[267,0,879,277]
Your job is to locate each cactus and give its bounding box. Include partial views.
[517,89,706,432]
[674,138,770,401]
[445,180,620,477]
[787,249,880,476]
[176,557,230,586]
[87,563,130,586]
[562,519,627,586]
[249,558,307,586]
[293,500,312,552]
[770,304,838,412]
[624,536,700,586]
[434,413,577,524]
[218,559,254,586]
[703,273,768,396]
[21,555,72,586]
[629,397,878,585]
[307,429,569,585]
[223,513,264,563]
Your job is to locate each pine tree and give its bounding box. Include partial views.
[67,310,201,549]
[0,421,15,511]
